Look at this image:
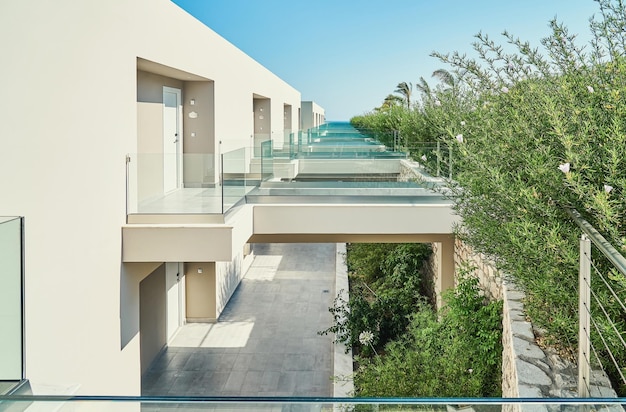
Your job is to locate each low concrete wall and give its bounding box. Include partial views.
[333,243,355,398]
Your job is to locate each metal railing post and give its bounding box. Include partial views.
[448,145,453,179]
[578,233,591,397]
[436,141,441,177]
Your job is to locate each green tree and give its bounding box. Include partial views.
[394,81,413,110]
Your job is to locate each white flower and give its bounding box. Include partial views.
[434,100,441,107]
[456,134,464,143]
[604,184,613,193]
[421,154,427,162]
[460,121,466,126]
[558,162,570,173]
[359,330,374,345]
[501,86,509,93]
[587,86,595,93]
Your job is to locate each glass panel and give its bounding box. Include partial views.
[127,153,223,215]
[0,217,23,381]
[253,133,271,157]
[221,147,250,213]
[0,398,622,411]
[260,140,273,181]
[285,122,406,160]
[124,126,451,216]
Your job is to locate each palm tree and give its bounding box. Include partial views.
[431,68,457,90]
[394,82,413,110]
[414,76,432,99]
[378,94,404,110]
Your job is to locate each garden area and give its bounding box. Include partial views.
[320,243,502,397]
[346,0,626,396]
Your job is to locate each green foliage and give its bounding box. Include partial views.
[322,244,501,397]
[320,243,432,353]
[351,0,626,392]
[354,272,502,397]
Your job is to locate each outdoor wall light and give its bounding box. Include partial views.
[189,111,198,118]
[190,99,195,105]
[197,268,203,274]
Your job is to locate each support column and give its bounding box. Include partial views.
[436,234,456,309]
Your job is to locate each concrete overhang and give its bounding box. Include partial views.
[251,203,458,235]
[122,202,459,262]
[122,224,234,262]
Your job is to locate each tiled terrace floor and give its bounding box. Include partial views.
[142,243,337,397]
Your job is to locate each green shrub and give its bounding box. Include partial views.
[355,272,502,397]
[322,243,432,352]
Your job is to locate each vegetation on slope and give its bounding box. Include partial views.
[350,0,626,393]
[321,243,502,397]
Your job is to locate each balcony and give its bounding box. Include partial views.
[123,125,459,264]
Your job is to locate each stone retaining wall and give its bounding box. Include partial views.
[453,240,616,400]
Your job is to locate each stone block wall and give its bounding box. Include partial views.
[437,239,617,400]
[453,238,502,301]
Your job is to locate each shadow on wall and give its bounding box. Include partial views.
[216,254,243,318]
[120,262,162,349]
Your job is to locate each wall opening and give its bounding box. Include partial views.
[252,95,271,157]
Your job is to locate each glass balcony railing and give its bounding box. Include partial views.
[270,123,407,160]
[125,125,453,217]
[126,150,260,216]
[0,396,623,410]
[0,217,24,394]
[246,180,446,205]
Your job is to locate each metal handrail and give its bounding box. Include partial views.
[566,207,626,397]
[565,208,626,277]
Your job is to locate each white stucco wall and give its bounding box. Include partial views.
[0,0,301,395]
[301,101,326,129]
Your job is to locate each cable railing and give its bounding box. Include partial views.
[566,208,626,397]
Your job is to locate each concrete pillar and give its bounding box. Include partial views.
[436,234,456,309]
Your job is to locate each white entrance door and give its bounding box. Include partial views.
[163,87,182,193]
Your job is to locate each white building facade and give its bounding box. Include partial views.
[0,0,303,395]
[0,0,460,398]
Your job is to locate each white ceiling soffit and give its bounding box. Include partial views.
[137,58,210,81]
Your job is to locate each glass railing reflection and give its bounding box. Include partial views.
[260,140,273,181]
[221,146,256,213]
[127,153,220,214]
[0,396,623,411]
[125,141,450,216]
[127,151,255,215]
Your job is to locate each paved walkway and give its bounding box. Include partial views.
[142,243,337,397]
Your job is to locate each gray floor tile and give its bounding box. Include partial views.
[222,371,246,392]
[142,243,336,397]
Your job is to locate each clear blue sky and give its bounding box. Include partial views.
[171,0,600,121]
